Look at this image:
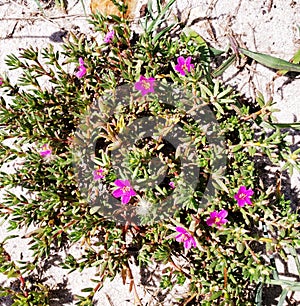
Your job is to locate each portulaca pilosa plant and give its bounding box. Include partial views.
[0,1,300,305]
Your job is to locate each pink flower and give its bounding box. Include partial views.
[112,179,136,205]
[175,227,196,249]
[104,30,115,43]
[206,209,228,229]
[169,181,175,189]
[134,76,155,96]
[93,168,105,180]
[234,186,254,207]
[0,77,3,85]
[39,144,52,158]
[175,56,194,76]
[76,57,87,78]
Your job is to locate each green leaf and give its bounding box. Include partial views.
[277,288,288,306]
[236,241,244,253]
[289,247,300,275]
[212,55,236,78]
[239,47,300,73]
[270,122,300,129]
[145,0,176,34]
[183,28,208,48]
[208,290,223,301]
[254,282,263,306]
[90,206,101,214]
[81,287,94,292]
[213,178,229,193]
[153,23,176,44]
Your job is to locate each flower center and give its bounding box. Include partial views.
[238,193,246,199]
[142,80,151,89]
[215,217,220,223]
[183,233,190,241]
[122,186,131,193]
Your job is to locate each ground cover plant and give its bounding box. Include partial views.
[0,0,300,305]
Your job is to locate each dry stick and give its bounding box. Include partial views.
[52,219,78,239]
[104,293,115,306]
[267,0,274,13]
[204,0,219,42]
[181,293,197,306]
[125,262,143,306]
[243,240,261,264]
[0,14,88,21]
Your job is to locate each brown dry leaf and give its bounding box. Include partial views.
[90,0,137,18]
[121,267,127,285]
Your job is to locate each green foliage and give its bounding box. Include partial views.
[0,0,299,305]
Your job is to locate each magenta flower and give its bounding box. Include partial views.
[234,186,254,207]
[112,179,136,205]
[175,56,194,76]
[169,181,175,189]
[76,57,87,78]
[175,227,196,250]
[134,76,155,96]
[0,77,3,85]
[104,30,115,43]
[39,144,52,158]
[206,209,228,229]
[93,168,105,180]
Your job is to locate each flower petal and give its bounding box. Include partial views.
[237,200,245,207]
[112,188,123,198]
[175,226,187,234]
[191,237,197,248]
[206,217,214,226]
[210,211,218,218]
[134,82,143,91]
[76,66,87,78]
[186,56,192,65]
[177,56,185,64]
[122,179,131,186]
[245,198,252,205]
[246,189,254,196]
[220,218,228,224]
[128,189,136,197]
[175,234,184,242]
[239,186,247,193]
[114,179,126,188]
[184,239,191,249]
[219,209,228,218]
[121,195,131,204]
[78,57,85,66]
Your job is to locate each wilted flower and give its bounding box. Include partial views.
[104,30,115,43]
[234,186,254,207]
[93,168,105,180]
[169,181,175,189]
[134,75,155,96]
[206,209,228,229]
[76,57,87,78]
[112,179,136,204]
[175,227,196,249]
[175,56,194,76]
[39,144,52,158]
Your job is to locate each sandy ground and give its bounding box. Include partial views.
[0,0,300,305]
